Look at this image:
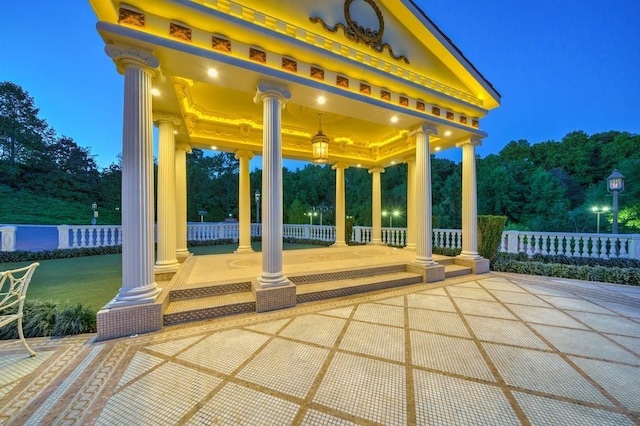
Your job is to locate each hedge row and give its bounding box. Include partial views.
[0,246,122,263]
[0,300,96,339]
[492,255,640,286]
[497,252,640,269]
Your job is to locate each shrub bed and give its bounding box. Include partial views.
[0,246,122,263]
[0,300,96,339]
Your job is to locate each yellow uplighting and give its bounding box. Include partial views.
[207,68,218,78]
[151,88,160,96]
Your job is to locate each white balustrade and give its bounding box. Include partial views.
[0,226,16,252]
[57,225,122,249]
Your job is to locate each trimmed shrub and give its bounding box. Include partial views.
[0,299,58,339]
[478,215,507,262]
[52,303,97,336]
[345,216,354,245]
[0,246,122,263]
[433,247,462,257]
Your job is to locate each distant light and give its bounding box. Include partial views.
[317,96,326,105]
[211,145,217,150]
[435,147,441,151]
[390,116,398,123]
[151,88,160,96]
[444,130,452,137]
[173,130,178,135]
[207,68,219,78]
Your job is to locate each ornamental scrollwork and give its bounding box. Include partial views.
[310,0,409,64]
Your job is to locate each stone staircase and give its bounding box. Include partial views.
[163,259,472,326]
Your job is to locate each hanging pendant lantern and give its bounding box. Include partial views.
[311,113,329,164]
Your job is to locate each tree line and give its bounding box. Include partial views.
[2,81,638,233]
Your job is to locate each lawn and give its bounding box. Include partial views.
[0,242,320,311]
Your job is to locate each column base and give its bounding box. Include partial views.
[404,244,416,251]
[96,301,163,341]
[106,283,161,308]
[176,249,191,262]
[154,262,179,281]
[331,241,348,248]
[235,245,254,254]
[455,255,490,274]
[252,279,296,313]
[368,240,385,246]
[407,262,445,283]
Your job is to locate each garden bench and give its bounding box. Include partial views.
[0,262,39,356]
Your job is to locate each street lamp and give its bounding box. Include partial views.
[306,211,318,225]
[255,190,261,223]
[382,210,400,227]
[91,202,98,226]
[607,169,625,234]
[591,206,609,234]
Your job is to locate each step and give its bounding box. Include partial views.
[170,280,252,301]
[296,271,422,304]
[289,264,407,285]
[444,264,472,278]
[164,291,255,325]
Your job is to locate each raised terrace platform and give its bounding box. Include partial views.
[163,246,471,325]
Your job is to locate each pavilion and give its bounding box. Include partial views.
[89,0,500,339]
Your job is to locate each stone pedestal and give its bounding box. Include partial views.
[252,279,297,313]
[455,256,490,274]
[407,263,445,283]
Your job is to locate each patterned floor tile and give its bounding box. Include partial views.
[178,329,270,374]
[237,338,328,398]
[188,382,299,425]
[418,287,447,296]
[414,369,519,425]
[478,279,527,293]
[447,286,496,301]
[353,303,405,327]
[537,295,613,314]
[568,312,640,337]
[407,293,457,312]
[454,298,516,319]
[116,352,164,388]
[145,335,204,357]
[376,295,405,307]
[411,330,495,381]
[507,305,588,329]
[514,391,635,426]
[455,281,482,289]
[408,308,470,338]
[314,352,406,425]
[607,335,640,355]
[571,357,640,411]
[483,343,610,405]
[301,409,358,425]
[97,362,222,425]
[280,314,346,347]
[531,324,640,364]
[317,306,355,319]
[465,316,549,350]
[490,290,551,307]
[595,302,640,319]
[0,350,54,387]
[340,321,405,362]
[244,318,290,335]
[521,284,572,297]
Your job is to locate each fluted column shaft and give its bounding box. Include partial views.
[458,138,482,258]
[154,114,180,272]
[254,82,291,288]
[405,158,416,250]
[369,168,385,245]
[236,150,254,253]
[413,125,437,265]
[332,163,348,247]
[175,143,191,259]
[105,44,161,306]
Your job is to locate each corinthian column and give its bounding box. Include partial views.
[405,157,416,250]
[369,167,385,245]
[458,138,482,259]
[332,162,349,247]
[254,82,291,288]
[154,113,181,274]
[105,44,162,307]
[412,125,437,265]
[235,149,254,253]
[175,142,191,259]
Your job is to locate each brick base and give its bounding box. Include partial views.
[96,301,163,341]
[252,280,297,313]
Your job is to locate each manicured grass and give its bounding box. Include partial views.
[0,242,322,311]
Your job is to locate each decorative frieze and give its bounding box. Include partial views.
[380,90,391,101]
[170,23,191,42]
[311,66,325,80]
[446,111,454,120]
[337,75,349,88]
[460,116,467,124]
[282,57,297,72]
[118,8,145,27]
[432,107,440,116]
[249,47,266,63]
[416,101,425,111]
[212,36,231,52]
[360,83,371,95]
[399,96,409,107]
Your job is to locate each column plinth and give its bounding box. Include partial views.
[332,162,349,247]
[369,167,385,245]
[236,149,255,254]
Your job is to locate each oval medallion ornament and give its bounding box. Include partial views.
[311,0,409,64]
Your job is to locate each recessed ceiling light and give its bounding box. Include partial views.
[390,116,398,123]
[356,164,362,168]
[173,130,178,135]
[207,68,218,78]
[211,145,217,150]
[151,88,160,96]
[435,147,441,151]
[444,130,452,137]
[391,161,396,165]
[317,95,326,105]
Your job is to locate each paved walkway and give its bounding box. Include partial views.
[1,273,639,425]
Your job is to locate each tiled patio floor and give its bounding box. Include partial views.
[1,273,639,425]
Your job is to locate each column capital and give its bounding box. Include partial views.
[332,162,349,170]
[235,149,255,160]
[368,167,385,175]
[176,142,192,153]
[254,81,292,105]
[404,156,415,165]
[410,124,438,137]
[153,112,181,127]
[105,43,163,80]
[456,137,483,148]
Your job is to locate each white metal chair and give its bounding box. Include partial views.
[0,262,40,356]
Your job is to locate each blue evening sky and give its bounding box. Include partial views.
[1,0,639,168]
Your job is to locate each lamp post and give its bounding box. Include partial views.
[382,210,400,227]
[591,206,609,234]
[255,190,261,223]
[607,169,625,234]
[91,202,98,226]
